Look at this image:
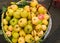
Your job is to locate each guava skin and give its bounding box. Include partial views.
[25,34,34,43]
[2,0,50,43]
[10,18,18,26]
[14,25,21,32]
[12,32,19,38]
[24,25,33,34]
[18,18,27,27]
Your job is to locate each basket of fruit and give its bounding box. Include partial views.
[1,0,52,43]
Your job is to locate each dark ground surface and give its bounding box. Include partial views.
[0,0,60,43]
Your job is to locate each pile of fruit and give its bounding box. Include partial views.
[2,0,50,43]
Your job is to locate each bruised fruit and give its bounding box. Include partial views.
[14,25,21,32]
[6,31,11,37]
[18,18,27,27]
[24,25,33,34]
[12,32,19,38]
[35,24,42,31]
[10,18,18,26]
[8,25,13,31]
[12,38,18,43]
[18,37,25,43]
[19,30,26,37]
[32,17,39,25]
[3,19,8,25]
[25,34,34,43]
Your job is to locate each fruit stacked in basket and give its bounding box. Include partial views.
[2,0,50,43]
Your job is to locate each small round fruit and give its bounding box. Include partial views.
[18,18,27,27]
[35,24,42,31]
[38,6,47,14]
[8,9,14,16]
[25,34,34,43]
[21,10,28,18]
[14,25,21,32]
[18,37,25,43]
[12,32,19,38]
[30,0,38,7]
[18,8,23,12]
[27,20,32,25]
[6,31,11,37]
[13,11,20,19]
[10,18,18,26]
[16,8,23,14]
[31,7,37,13]
[31,12,36,18]
[19,30,26,37]
[8,25,13,31]
[28,12,31,19]
[38,14,44,20]
[42,19,48,25]
[8,5,18,11]
[3,25,8,32]
[12,31,15,35]
[24,5,30,12]
[44,14,50,20]
[31,30,37,36]
[12,38,18,43]
[24,25,33,34]
[5,16,11,21]
[42,25,47,31]
[34,36,40,41]
[37,30,44,37]
[32,17,39,25]
[3,19,8,25]
[38,20,42,25]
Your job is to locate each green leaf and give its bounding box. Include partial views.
[39,39,43,43]
[36,39,43,43]
[38,20,42,25]
[16,0,29,8]
[2,6,7,12]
